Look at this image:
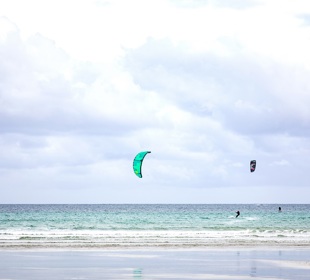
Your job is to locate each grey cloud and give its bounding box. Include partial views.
[124,38,310,138]
[0,27,143,137]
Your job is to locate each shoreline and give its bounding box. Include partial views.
[2,243,310,249]
[1,244,310,251]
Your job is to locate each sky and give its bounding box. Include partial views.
[1,0,310,204]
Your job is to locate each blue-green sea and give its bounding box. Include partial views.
[0,204,310,248]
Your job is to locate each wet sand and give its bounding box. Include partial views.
[0,248,310,279]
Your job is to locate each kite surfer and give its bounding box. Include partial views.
[236,210,240,218]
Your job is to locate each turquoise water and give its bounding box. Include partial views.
[0,204,310,248]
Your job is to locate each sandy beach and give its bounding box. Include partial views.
[1,248,310,280]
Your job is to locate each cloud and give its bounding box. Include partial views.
[0,21,149,137]
[124,38,310,138]
[1,1,310,203]
[121,16,310,192]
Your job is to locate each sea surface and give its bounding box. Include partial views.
[0,204,310,248]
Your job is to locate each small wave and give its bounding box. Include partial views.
[245,217,259,221]
[19,236,45,240]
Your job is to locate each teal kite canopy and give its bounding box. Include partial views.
[133,151,151,178]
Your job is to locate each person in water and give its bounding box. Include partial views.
[279,207,282,212]
[236,210,240,218]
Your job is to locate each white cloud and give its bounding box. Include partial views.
[271,159,290,166]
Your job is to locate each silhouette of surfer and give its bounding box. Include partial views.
[278,207,282,212]
[236,210,240,218]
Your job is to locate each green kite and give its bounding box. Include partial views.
[133,151,151,178]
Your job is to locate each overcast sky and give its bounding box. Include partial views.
[1,0,310,203]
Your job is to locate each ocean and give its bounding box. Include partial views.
[0,204,310,248]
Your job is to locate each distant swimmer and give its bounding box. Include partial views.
[236,211,240,218]
[279,207,282,212]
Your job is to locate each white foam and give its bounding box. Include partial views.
[1,229,310,248]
